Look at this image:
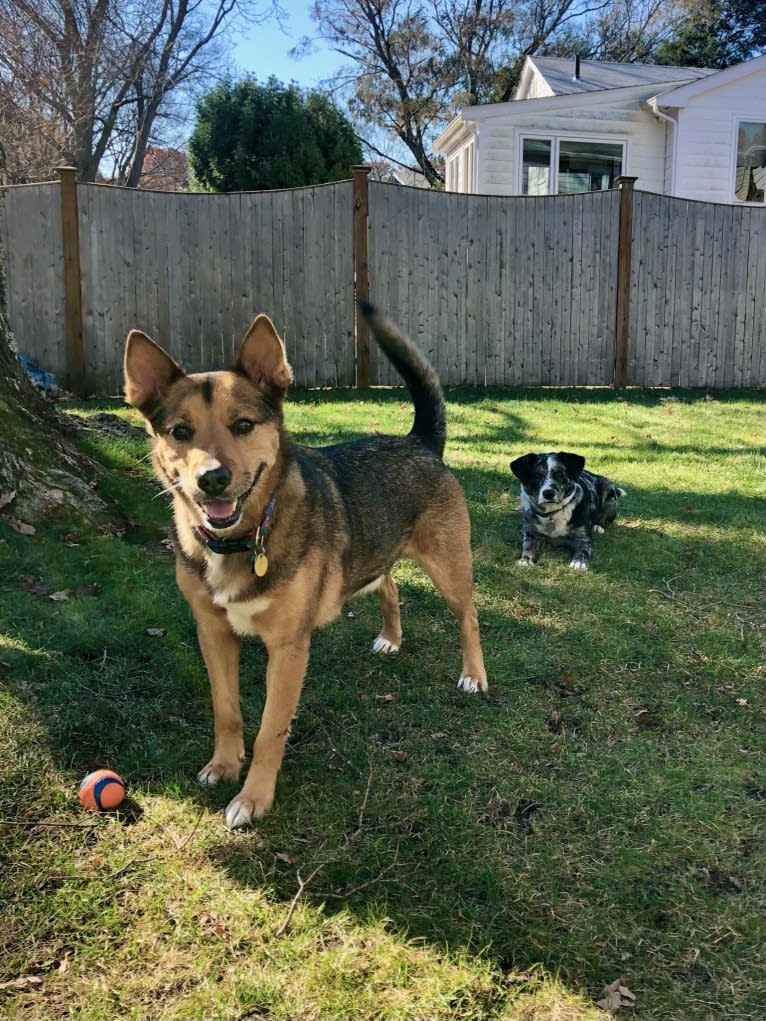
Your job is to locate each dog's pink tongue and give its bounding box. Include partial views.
[205,500,236,521]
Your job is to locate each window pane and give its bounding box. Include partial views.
[735,122,766,202]
[523,138,551,195]
[558,140,623,193]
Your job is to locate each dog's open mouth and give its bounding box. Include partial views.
[197,462,267,531]
[201,499,242,529]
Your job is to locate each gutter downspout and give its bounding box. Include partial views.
[650,100,679,196]
[466,121,479,193]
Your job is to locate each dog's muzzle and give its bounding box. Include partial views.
[196,462,266,530]
[197,464,240,527]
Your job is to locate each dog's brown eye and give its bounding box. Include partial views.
[231,419,255,436]
[169,423,193,442]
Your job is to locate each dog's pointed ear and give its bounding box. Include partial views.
[124,330,184,417]
[557,452,586,477]
[510,453,537,484]
[233,315,293,404]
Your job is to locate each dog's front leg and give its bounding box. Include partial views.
[519,528,544,566]
[176,563,245,786]
[567,534,594,570]
[225,637,310,829]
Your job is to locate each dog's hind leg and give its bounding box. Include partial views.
[372,572,402,654]
[595,480,626,530]
[408,493,487,694]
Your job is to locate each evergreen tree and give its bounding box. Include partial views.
[189,77,363,191]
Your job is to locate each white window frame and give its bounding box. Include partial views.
[731,116,766,205]
[446,142,475,193]
[464,140,475,194]
[446,154,459,192]
[516,132,628,195]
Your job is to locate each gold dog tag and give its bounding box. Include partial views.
[251,552,269,577]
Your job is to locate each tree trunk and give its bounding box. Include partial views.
[0,225,125,530]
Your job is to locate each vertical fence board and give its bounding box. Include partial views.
[751,210,766,387]
[1,184,66,376]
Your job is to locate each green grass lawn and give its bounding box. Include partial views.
[1,386,763,1020]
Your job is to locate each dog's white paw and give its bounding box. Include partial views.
[569,559,589,570]
[517,558,535,567]
[372,636,400,654]
[197,755,243,788]
[224,798,256,829]
[457,674,488,694]
[594,525,605,534]
[197,766,220,788]
[224,794,272,829]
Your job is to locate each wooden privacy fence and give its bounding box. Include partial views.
[1,168,764,392]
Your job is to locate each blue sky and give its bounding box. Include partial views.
[231,3,340,88]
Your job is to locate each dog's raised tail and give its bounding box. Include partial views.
[359,302,446,458]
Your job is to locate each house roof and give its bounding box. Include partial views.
[648,51,766,107]
[435,53,764,153]
[524,56,717,97]
[387,167,431,188]
[138,148,188,192]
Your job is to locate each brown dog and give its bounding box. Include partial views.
[123,303,486,828]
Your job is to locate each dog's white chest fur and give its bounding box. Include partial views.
[224,596,273,635]
[204,556,272,633]
[546,503,576,537]
[521,491,576,537]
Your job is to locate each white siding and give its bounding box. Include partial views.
[673,68,766,203]
[475,102,666,195]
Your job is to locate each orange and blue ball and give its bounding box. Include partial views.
[78,769,125,811]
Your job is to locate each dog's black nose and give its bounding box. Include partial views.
[542,487,556,501]
[198,465,232,496]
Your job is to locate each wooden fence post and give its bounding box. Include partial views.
[57,166,85,393]
[614,176,637,388]
[352,165,371,387]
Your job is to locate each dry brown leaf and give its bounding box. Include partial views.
[0,975,43,991]
[546,710,563,733]
[597,977,636,1015]
[8,518,36,535]
[49,590,72,601]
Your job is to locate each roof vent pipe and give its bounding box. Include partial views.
[574,54,581,80]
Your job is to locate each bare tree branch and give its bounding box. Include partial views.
[0,0,282,185]
[309,0,616,184]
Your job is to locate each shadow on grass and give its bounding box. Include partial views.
[2,459,762,994]
[286,385,765,407]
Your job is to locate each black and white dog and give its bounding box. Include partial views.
[510,452,626,570]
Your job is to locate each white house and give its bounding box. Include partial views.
[434,53,766,205]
